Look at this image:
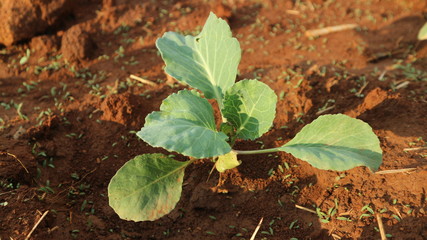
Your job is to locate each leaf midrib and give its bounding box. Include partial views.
[194,36,223,106]
[235,86,266,136]
[117,159,193,200]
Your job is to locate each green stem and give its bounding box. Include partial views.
[217,98,227,123]
[233,147,281,155]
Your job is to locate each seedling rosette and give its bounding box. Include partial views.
[108,12,383,222]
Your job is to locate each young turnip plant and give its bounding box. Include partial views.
[108,12,382,222]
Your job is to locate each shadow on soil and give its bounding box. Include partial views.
[360,216,427,239]
[357,15,426,62]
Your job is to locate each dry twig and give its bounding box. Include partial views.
[305,24,358,38]
[394,81,409,90]
[316,105,335,115]
[393,207,403,219]
[376,214,387,240]
[403,146,427,151]
[295,204,317,214]
[1,152,29,173]
[356,81,369,96]
[48,226,59,234]
[376,168,417,175]
[25,210,49,240]
[331,233,342,240]
[250,217,263,240]
[286,10,300,15]
[129,74,158,87]
[378,70,387,81]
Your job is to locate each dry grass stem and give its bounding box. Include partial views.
[356,81,369,95]
[250,217,263,240]
[376,214,387,240]
[339,209,353,216]
[48,226,59,234]
[376,168,417,175]
[25,210,49,240]
[295,204,317,214]
[378,70,387,81]
[395,81,409,90]
[0,190,17,196]
[286,10,300,15]
[129,74,158,87]
[403,147,427,151]
[331,233,342,240]
[393,206,403,219]
[1,152,29,173]
[305,24,358,37]
[316,105,335,115]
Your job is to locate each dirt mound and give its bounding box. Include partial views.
[100,93,146,127]
[0,0,75,46]
[61,25,95,62]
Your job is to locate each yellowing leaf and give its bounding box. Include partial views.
[215,151,240,172]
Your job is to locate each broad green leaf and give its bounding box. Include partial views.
[223,80,277,140]
[137,90,231,158]
[279,114,382,171]
[418,22,427,40]
[156,12,241,106]
[215,151,240,172]
[108,154,190,221]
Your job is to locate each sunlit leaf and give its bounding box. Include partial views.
[223,80,277,140]
[108,154,189,221]
[156,12,241,106]
[137,90,231,158]
[279,114,382,171]
[215,151,240,172]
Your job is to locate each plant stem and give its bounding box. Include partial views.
[233,147,281,155]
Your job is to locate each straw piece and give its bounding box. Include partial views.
[25,210,49,240]
[305,24,358,37]
[395,81,409,90]
[393,206,403,219]
[376,214,387,240]
[316,105,335,115]
[1,152,29,174]
[129,74,158,87]
[286,10,300,15]
[375,168,416,175]
[331,233,342,240]
[295,204,317,214]
[250,217,264,240]
[403,147,427,151]
[356,81,369,95]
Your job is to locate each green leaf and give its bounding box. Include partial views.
[137,90,231,158]
[418,22,427,40]
[223,80,277,140]
[19,49,30,65]
[279,114,382,171]
[108,154,190,221]
[215,151,240,172]
[156,12,241,106]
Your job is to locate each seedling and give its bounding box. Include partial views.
[19,49,31,65]
[108,13,383,222]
